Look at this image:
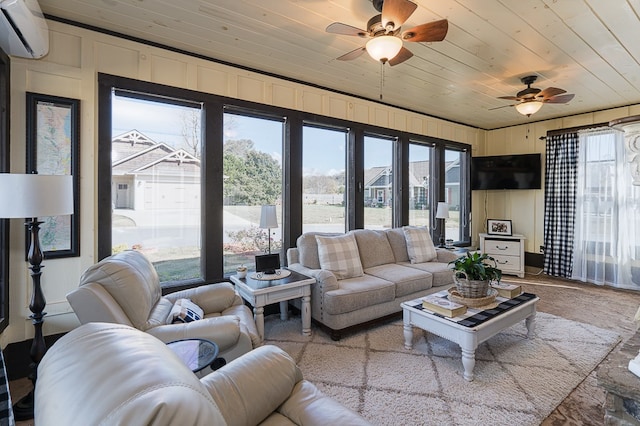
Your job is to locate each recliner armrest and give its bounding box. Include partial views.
[200,345,302,426]
[165,282,239,312]
[146,315,242,350]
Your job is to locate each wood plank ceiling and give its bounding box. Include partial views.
[37,0,640,130]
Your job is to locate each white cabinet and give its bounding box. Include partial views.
[479,233,525,278]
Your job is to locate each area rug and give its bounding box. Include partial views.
[264,311,620,426]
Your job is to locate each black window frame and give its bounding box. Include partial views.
[0,48,10,332]
[98,73,472,289]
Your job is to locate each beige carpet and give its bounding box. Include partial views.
[264,310,620,426]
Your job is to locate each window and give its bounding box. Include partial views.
[302,125,347,233]
[572,128,640,288]
[408,143,433,226]
[98,74,472,287]
[364,135,394,229]
[222,113,284,273]
[111,92,204,283]
[444,148,464,242]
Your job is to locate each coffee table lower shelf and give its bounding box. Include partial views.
[401,292,539,381]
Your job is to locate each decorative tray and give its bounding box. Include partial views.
[448,287,498,308]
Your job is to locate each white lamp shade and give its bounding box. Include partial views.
[366,35,403,62]
[259,205,278,229]
[0,174,74,218]
[435,202,449,219]
[515,101,543,117]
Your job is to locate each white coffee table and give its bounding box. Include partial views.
[401,290,539,381]
[230,269,314,343]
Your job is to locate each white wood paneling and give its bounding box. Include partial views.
[37,0,640,130]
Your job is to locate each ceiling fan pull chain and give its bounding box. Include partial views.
[380,62,384,100]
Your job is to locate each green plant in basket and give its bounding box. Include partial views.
[449,252,502,283]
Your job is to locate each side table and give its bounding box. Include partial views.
[166,338,220,373]
[229,269,314,343]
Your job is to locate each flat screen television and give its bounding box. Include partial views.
[471,153,542,190]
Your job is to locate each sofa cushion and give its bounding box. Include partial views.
[296,232,340,269]
[323,275,395,315]
[385,228,410,263]
[353,229,395,269]
[363,264,433,297]
[400,261,454,287]
[316,233,364,279]
[403,226,437,263]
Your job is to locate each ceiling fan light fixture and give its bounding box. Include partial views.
[366,35,402,63]
[515,100,543,117]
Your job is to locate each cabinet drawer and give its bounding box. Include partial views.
[492,254,521,272]
[483,240,520,256]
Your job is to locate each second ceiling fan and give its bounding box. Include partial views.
[326,0,448,66]
[494,75,575,117]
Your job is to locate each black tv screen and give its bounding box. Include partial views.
[471,153,542,190]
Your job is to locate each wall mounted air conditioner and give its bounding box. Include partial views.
[0,0,48,58]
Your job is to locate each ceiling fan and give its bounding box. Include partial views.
[494,75,575,117]
[325,0,448,66]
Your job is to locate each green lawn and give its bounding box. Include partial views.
[153,204,460,281]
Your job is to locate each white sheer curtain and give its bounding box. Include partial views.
[572,127,640,288]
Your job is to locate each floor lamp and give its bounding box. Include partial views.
[259,205,278,254]
[435,202,449,248]
[0,173,74,420]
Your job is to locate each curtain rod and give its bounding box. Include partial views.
[540,121,610,140]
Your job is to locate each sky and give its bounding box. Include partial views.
[111,94,458,175]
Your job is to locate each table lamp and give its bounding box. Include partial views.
[259,205,278,254]
[0,173,73,420]
[435,202,449,248]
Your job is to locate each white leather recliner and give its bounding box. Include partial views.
[67,250,260,364]
[35,322,371,426]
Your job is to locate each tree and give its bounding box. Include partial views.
[180,109,201,158]
[223,140,281,205]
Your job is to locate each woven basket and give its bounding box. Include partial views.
[453,271,490,298]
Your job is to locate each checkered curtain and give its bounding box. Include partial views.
[543,132,579,277]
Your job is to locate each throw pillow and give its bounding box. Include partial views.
[315,233,364,279]
[167,298,204,324]
[403,226,437,264]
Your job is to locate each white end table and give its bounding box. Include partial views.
[230,269,314,343]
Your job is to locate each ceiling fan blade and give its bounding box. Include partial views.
[498,96,520,101]
[544,93,575,104]
[326,22,367,37]
[537,87,566,100]
[388,46,413,66]
[336,46,367,61]
[489,104,515,111]
[381,0,417,30]
[401,19,448,43]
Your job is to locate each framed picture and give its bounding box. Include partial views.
[26,93,80,258]
[487,219,512,236]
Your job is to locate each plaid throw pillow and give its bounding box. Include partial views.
[403,226,437,264]
[316,233,364,279]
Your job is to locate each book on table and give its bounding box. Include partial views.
[491,282,522,298]
[421,295,467,317]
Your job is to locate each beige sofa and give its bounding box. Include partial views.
[35,322,371,426]
[286,227,459,339]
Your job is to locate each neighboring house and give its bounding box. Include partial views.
[364,158,460,209]
[111,130,201,210]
